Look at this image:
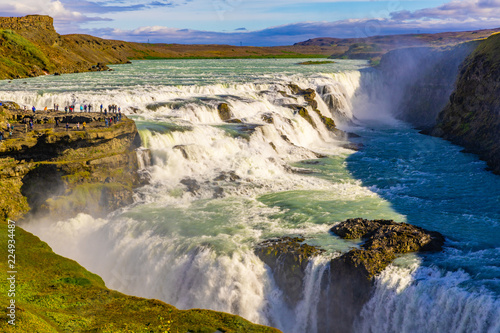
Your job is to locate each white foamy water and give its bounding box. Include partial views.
[3,59,499,333]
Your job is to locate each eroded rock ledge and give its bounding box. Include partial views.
[255,218,445,333]
[0,104,148,220]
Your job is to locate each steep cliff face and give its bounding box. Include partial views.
[377,42,479,128]
[0,106,145,220]
[431,33,500,174]
[0,15,58,45]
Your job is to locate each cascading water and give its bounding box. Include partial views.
[2,58,499,333]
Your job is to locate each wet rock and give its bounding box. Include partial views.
[180,178,200,194]
[319,218,445,332]
[255,237,325,306]
[217,103,233,121]
[89,62,109,72]
[340,142,363,151]
[288,84,318,110]
[261,113,274,124]
[295,107,316,128]
[257,218,445,332]
[173,145,189,159]
[213,186,224,198]
[224,118,242,124]
[331,218,445,254]
[213,171,240,182]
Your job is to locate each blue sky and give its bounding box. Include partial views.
[1,0,500,45]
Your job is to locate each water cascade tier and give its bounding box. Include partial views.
[1,59,498,333]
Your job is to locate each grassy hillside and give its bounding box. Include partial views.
[0,219,280,332]
[0,29,55,78]
[295,28,500,61]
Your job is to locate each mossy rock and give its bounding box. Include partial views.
[255,237,324,305]
[298,108,316,128]
[217,103,233,121]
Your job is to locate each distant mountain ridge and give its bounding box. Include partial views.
[294,28,500,62]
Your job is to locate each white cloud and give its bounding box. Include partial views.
[391,0,500,21]
[0,0,83,20]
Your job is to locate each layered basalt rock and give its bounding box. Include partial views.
[256,218,445,333]
[286,84,343,136]
[0,106,145,220]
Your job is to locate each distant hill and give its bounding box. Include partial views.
[293,28,500,63]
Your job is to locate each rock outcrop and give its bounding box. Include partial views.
[324,218,444,333]
[0,15,133,79]
[0,106,144,220]
[255,237,325,305]
[286,83,344,136]
[431,33,500,175]
[217,102,233,121]
[256,218,445,333]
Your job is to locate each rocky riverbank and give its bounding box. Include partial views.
[256,218,445,333]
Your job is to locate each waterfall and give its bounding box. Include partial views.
[12,60,499,333]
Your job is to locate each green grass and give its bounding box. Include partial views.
[471,32,500,70]
[0,29,53,71]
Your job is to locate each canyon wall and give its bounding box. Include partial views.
[431,33,500,174]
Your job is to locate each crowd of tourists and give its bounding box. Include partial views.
[1,103,125,141]
[26,103,122,115]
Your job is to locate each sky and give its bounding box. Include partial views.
[1,0,500,46]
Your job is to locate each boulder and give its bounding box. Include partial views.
[255,237,325,306]
[217,103,233,121]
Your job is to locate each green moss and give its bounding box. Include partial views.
[57,277,92,286]
[62,170,91,184]
[0,176,30,220]
[298,108,316,128]
[471,32,500,70]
